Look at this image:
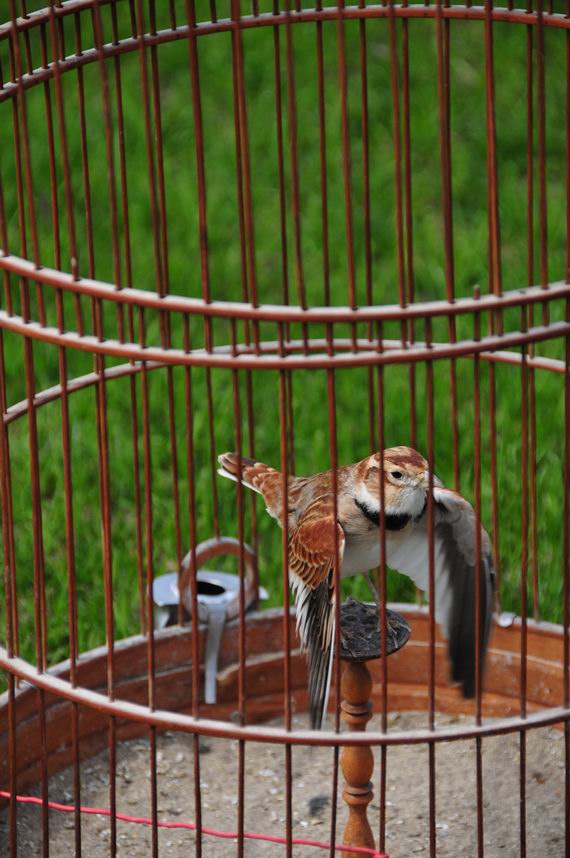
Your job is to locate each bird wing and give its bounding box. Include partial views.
[288,495,345,729]
[386,487,495,697]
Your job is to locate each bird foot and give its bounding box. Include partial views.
[365,571,381,609]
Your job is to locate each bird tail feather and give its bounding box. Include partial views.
[292,575,336,730]
[217,452,277,496]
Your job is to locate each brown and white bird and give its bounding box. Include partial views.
[218,446,495,728]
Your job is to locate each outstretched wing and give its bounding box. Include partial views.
[387,487,495,697]
[289,495,345,729]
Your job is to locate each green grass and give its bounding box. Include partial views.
[0,1,568,674]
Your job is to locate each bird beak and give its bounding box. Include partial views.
[422,470,443,489]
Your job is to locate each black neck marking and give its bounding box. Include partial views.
[354,499,411,531]
[385,512,412,531]
[354,498,379,526]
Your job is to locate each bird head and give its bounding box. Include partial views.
[353,446,442,524]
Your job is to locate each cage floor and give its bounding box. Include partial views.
[1,711,565,857]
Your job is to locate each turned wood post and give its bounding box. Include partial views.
[336,599,411,858]
[340,660,375,857]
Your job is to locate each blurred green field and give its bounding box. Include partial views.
[0,1,568,673]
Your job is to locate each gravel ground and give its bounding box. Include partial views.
[1,712,566,858]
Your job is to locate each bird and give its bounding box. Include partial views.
[218,446,495,729]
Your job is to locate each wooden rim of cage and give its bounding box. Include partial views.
[1,603,568,800]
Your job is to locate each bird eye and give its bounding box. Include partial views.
[390,471,403,480]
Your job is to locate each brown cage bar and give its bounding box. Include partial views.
[0,0,569,855]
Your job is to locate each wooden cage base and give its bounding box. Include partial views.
[0,604,567,799]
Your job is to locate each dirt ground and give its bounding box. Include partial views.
[1,711,566,858]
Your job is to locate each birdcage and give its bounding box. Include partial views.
[0,0,569,855]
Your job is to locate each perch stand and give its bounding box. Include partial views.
[338,599,411,857]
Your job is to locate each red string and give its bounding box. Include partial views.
[0,791,387,857]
